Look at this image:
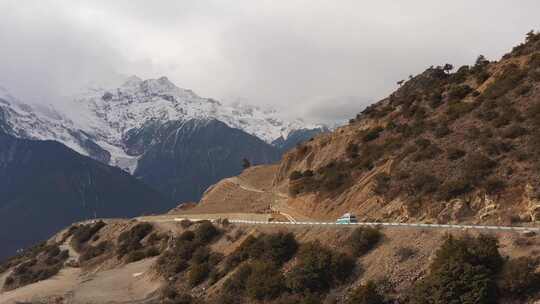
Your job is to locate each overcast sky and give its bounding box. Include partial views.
[1,1,539,123]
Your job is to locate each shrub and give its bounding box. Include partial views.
[179,219,193,229]
[348,227,382,257]
[409,235,503,304]
[222,263,252,295]
[208,269,222,286]
[145,246,160,257]
[245,261,286,300]
[290,171,303,180]
[433,124,451,138]
[193,221,220,244]
[464,153,496,182]
[323,171,350,191]
[160,285,197,304]
[126,250,147,263]
[71,221,106,250]
[116,223,153,258]
[447,148,466,160]
[404,171,440,198]
[3,244,69,290]
[373,173,391,195]
[395,246,417,262]
[225,233,298,270]
[346,142,359,158]
[362,127,384,142]
[448,84,473,100]
[438,177,473,200]
[498,257,540,298]
[156,252,189,278]
[191,246,211,265]
[79,241,110,262]
[446,100,477,120]
[484,177,505,194]
[188,262,210,287]
[286,241,354,293]
[516,82,533,95]
[178,230,195,242]
[412,144,442,162]
[346,281,384,304]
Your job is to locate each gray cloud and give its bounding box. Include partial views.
[1,1,539,122]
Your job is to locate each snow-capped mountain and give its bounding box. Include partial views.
[0,76,324,172]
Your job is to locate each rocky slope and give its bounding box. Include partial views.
[273,31,540,225]
[0,132,170,259]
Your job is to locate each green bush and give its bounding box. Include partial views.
[362,127,384,142]
[395,246,417,262]
[179,219,193,229]
[346,142,359,158]
[290,170,303,180]
[156,252,189,278]
[79,241,110,262]
[433,123,451,138]
[193,221,220,244]
[286,241,355,293]
[245,261,286,300]
[222,263,252,296]
[463,153,496,182]
[498,257,540,298]
[484,177,506,194]
[3,244,69,290]
[71,221,106,250]
[346,281,384,304]
[116,223,154,258]
[516,82,533,95]
[446,100,477,120]
[348,227,382,257]
[409,234,503,304]
[316,162,352,192]
[437,177,473,200]
[161,285,197,304]
[225,233,298,271]
[404,171,440,198]
[126,250,147,263]
[412,144,442,162]
[188,262,210,287]
[448,84,473,100]
[373,173,391,195]
[178,230,195,242]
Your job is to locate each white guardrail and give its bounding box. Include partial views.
[172,218,540,232]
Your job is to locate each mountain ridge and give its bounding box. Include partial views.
[0,131,171,259]
[0,77,326,172]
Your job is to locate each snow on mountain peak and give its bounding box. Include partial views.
[72,75,321,142]
[0,76,325,171]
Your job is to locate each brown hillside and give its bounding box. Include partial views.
[271,32,540,225]
[1,218,539,303]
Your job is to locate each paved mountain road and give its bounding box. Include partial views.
[228,219,540,232]
[149,216,539,233]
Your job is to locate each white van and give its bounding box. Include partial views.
[336,213,358,224]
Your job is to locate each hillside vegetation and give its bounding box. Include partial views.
[1,219,539,303]
[279,31,540,224]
